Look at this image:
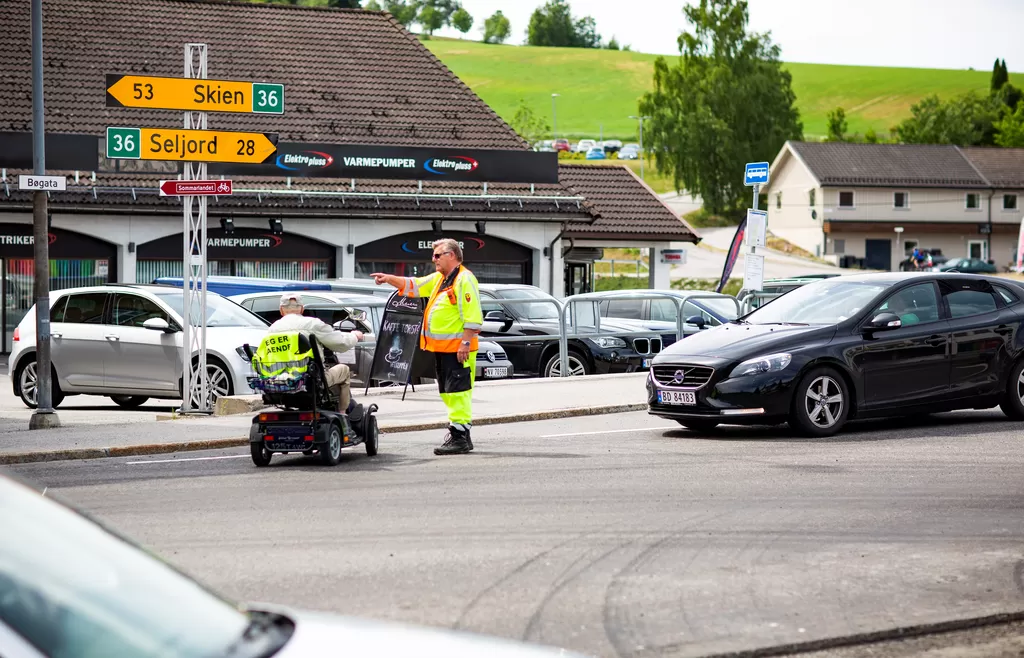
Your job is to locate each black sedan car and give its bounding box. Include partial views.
[479,284,656,377]
[648,272,1024,436]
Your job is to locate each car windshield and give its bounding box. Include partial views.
[743,279,889,325]
[154,292,268,327]
[496,288,561,320]
[0,475,251,658]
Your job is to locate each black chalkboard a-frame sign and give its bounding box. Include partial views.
[365,291,433,400]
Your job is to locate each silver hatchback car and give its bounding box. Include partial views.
[7,285,270,409]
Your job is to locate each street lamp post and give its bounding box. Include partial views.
[629,114,650,180]
[551,93,560,141]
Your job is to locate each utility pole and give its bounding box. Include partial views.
[628,115,650,180]
[30,0,59,429]
[551,93,560,140]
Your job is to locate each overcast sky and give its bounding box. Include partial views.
[432,0,1024,71]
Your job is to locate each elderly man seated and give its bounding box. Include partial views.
[266,292,364,413]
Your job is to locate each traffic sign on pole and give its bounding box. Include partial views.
[19,174,66,191]
[105,127,277,164]
[105,74,285,114]
[159,179,233,197]
[744,161,770,186]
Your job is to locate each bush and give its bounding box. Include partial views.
[594,276,647,291]
[683,208,743,228]
[670,277,742,297]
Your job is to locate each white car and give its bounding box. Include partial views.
[0,470,589,658]
[6,284,270,409]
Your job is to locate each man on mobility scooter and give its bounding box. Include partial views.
[244,293,379,467]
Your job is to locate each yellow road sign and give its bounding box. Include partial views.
[105,127,277,164]
[105,74,284,114]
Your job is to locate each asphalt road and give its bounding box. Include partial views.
[8,410,1024,658]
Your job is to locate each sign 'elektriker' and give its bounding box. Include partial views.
[105,127,277,164]
[105,74,285,114]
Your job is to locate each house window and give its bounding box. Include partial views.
[1004,194,1018,210]
[839,191,854,207]
[776,192,782,209]
[894,191,908,208]
[833,239,845,254]
[966,193,980,210]
[809,189,815,206]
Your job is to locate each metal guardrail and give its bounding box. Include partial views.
[329,290,746,379]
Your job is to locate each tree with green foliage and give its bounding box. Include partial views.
[379,0,417,26]
[826,107,848,142]
[637,0,802,215]
[364,0,381,8]
[451,6,473,34]
[526,0,601,49]
[415,0,460,35]
[483,10,511,44]
[992,58,1009,92]
[606,36,620,50]
[864,127,879,143]
[509,99,551,145]
[894,92,1002,146]
[995,101,1024,147]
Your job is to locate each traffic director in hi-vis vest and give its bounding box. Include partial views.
[372,238,483,456]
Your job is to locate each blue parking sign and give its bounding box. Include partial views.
[744,162,770,186]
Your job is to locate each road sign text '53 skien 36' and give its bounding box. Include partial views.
[105,127,277,164]
[105,74,284,114]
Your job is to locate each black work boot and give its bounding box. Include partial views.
[434,426,471,455]
[465,425,474,452]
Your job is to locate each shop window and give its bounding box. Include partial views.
[62,293,107,324]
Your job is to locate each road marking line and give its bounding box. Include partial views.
[540,426,676,438]
[126,454,249,465]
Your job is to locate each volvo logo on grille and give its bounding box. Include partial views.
[670,369,689,385]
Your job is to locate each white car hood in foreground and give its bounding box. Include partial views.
[255,605,589,658]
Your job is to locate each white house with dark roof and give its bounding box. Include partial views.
[763,141,1024,271]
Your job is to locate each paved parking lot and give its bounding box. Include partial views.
[10,409,1024,657]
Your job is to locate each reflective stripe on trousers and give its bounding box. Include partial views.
[439,351,476,426]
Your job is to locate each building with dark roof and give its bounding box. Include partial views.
[764,141,1024,271]
[0,0,699,352]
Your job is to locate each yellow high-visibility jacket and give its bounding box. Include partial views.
[397,266,483,352]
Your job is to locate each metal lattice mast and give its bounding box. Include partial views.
[181,43,210,413]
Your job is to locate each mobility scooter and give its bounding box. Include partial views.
[242,330,379,467]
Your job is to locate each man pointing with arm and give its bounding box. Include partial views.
[372,238,483,455]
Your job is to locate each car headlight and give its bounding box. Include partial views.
[733,352,792,376]
[592,336,627,348]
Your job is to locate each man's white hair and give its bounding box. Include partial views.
[433,238,463,261]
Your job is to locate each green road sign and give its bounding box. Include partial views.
[106,127,142,159]
[252,83,284,114]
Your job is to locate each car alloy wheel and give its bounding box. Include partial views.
[186,362,233,407]
[804,375,844,429]
[19,361,37,407]
[546,353,587,377]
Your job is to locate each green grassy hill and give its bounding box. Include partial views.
[423,38,1007,141]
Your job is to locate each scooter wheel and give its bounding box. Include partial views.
[364,415,379,457]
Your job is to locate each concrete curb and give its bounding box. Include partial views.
[0,403,649,465]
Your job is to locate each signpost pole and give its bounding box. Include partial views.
[180,43,211,414]
[29,0,59,429]
[743,162,770,295]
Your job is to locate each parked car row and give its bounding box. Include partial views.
[532,139,633,156]
[4,274,749,410]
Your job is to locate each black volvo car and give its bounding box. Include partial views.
[648,273,1024,436]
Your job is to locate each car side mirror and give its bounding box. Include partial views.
[142,317,173,332]
[865,312,902,331]
[484,309,507,323]
[334,320,357,331]
[684,315,707,329]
